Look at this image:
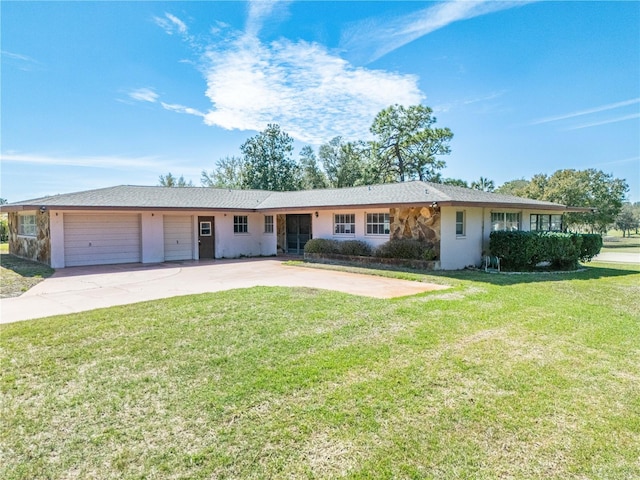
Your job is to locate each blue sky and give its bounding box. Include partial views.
[2,1,639,203]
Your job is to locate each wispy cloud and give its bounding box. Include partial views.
[531,98,640,125]
[153,12,188,35]
[160,102,206,118]
[563,113,640,131]
[128,87,159,103]
[245,0,291,38]
[341,1,534,64]
[0,152,167,170]
[1,50,42,71]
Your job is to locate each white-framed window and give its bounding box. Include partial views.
[530,214,563,232]
[334,213,355,235]
[18,214,37,237]
[491,212,521,232]
[455,211,465,237]
[264,215,274,233]
[234,215,248,234]
[200,221,212,236]
[366,213,390,235]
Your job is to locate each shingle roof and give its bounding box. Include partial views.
[3,181,569,211]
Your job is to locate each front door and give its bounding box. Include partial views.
[198,216,215,259]
[286,214,311,254]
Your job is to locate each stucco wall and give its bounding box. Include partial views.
[440,207,484,270]
[311,209,392,250]
[8,210,51,265]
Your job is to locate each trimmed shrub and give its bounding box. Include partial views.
[579,234,603,262]
[304,238,340,254]
[338,240,372,257]
[490,231,602,271]
[375,238,436,261]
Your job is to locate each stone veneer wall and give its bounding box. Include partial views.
[390,206,441,259]
[8,210,52,265]
[276,214,286,254]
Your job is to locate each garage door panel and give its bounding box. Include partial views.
[64,214,141,267]
[164,216,193,261]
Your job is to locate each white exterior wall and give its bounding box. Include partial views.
[48,209,277,268]
[50,210,65,268]
[311,208,391,250]
[440,206,485,270]
[215,212,277,258]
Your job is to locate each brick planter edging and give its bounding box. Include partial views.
[303,253,441,270]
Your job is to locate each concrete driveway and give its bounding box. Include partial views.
[1,258,447,324]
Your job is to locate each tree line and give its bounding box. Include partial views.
[158,103,631,234]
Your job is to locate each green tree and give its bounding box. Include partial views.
[158,173,193,187]
[471,177,495,192]
[525,169,628,233]
[241,124,300,191]
[201,156,246,189]
[0,198,7,205]
[440,178,469,188]
[319,137,370,188]
[299,146,328,190]
[370,104,453,182]
[496,178,530,196]
[614,203,639,237]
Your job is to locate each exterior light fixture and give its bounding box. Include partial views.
[315,211,319,218]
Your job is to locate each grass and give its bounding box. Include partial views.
[0,251,55,298]
[1,263,639,479]
[601,233,640,254]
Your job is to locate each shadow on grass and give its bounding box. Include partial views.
[0,253,54,278]
[296,259,639,287]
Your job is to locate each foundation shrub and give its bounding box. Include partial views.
[304,238,340,254]
[490,231,602,271]
[579,234,603,262]
[339,240,372,257]
[375,238,436,261]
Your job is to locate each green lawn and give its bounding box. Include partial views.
[2,264,639,479]
[0,252,55,298]
[602,233,640,254]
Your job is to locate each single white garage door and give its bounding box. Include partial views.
[164,216,193,261]
[64,214,142,267]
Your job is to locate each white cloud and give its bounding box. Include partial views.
[341,1,534,63]
[531,98,640,125]
[245,0,291,37]
[128,87,159,103]
[199,35,423,144]
[153,12,188,35]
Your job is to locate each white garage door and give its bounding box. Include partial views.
[64,214,142,267]
[164,216,193,261]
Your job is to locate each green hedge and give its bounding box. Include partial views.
[489,231,602,271]
[304,238,341,254]
[374,238,437,261]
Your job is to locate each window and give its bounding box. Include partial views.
[18,214,37,237]
[264,215,274,233]
[234,215,248,233]
[491,212,521,231]
[334,213,355,235]
[366,213,390,235]
[530,214,563,232]
[455,211,465,236]
[200,221,212,236]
